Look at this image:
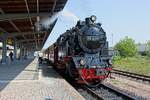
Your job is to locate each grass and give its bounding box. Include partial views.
[113,56,150,76]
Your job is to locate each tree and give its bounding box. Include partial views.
[114,36,137,57]
[146,41,150,57]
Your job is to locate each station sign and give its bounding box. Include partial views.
[0,32,3,36]
[7,38,13,45]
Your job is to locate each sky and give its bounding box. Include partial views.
[43,0,150,49]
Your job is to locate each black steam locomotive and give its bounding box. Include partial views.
[49,15,112,86]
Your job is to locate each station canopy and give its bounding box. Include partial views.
[0,0,67,50]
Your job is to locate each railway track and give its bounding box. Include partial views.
[75,83,137,100]
[75,85,102,100]
[53,66,143,100]
[112,69,150,82]
[54,68,144,100]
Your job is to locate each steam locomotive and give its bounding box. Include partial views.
[48,15,112,86]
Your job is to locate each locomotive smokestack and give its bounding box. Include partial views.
[85,18,92,25]
[85,15,97,25]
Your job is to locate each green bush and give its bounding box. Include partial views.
[146,51,150,57]
[112,56,121,62]
[146,41,150,57]
[114,36,137,57]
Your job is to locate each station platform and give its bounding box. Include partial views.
[0,58,85,100]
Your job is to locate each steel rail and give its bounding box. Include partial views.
[112,69,150,82]
[83,86,103,100]
[82,84,136,100]
[100,83,136,100]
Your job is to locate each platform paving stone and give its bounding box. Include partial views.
[0,58,85,100]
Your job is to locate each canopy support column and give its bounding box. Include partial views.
[13,38,17,60]
[2,37,7,64]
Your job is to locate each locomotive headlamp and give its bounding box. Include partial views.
[109,59,112,65]
[80,59,86,65]
[91,15,97,22]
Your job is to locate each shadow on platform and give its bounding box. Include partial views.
[0,58,36,91]
[39,63,63,79]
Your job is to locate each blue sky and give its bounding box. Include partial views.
[43,0,150,49]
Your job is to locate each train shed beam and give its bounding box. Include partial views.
[0,27,9,34]
[51,0,57,14]
[0,13,51,21]
[37,0,39,15]
[9,21,29,43]
[41,0,58,46]
[42,32,47,45]
[24,0,37,47]
[0,8,29,43]
[19,38,43,42]
[7,31,47,37]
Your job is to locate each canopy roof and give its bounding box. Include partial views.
[0,0,67,49]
